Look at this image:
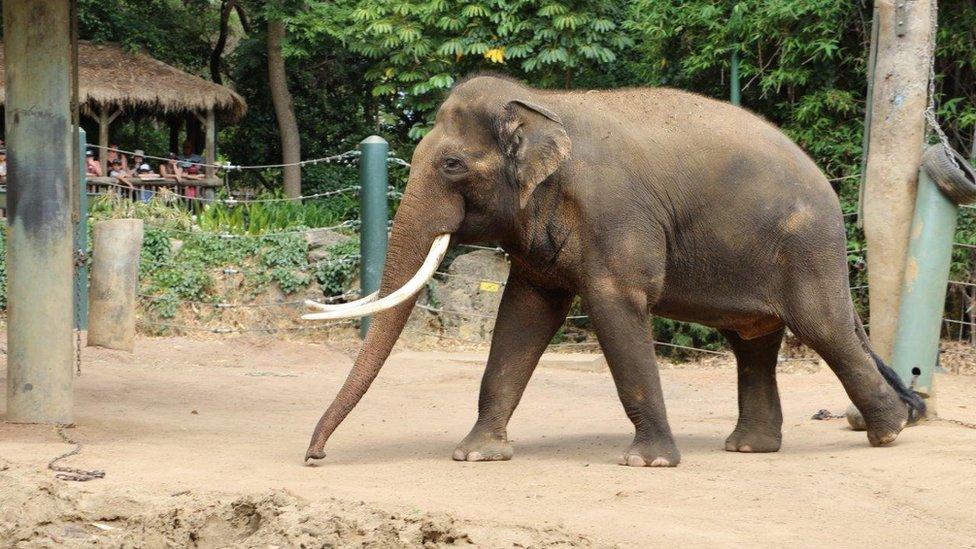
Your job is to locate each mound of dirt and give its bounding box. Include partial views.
[0,460,599,548]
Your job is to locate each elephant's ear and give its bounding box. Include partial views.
[499,100,571,209]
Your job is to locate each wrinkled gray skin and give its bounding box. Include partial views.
[305,75,922,467]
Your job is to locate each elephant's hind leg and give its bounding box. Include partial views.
[722,328,785,453]
[785,296,910,447]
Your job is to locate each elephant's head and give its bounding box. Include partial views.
[303,76,571,461]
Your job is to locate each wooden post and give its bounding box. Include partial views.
[87,219,144,352]
[204,108,216,179]
[861,0,936,361]
[98,105,109,176]
[4,0,75,423]
[97,104,120,176]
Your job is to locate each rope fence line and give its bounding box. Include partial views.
[87,144,361,171]
[89,144,413,173]
[92,179,405,204]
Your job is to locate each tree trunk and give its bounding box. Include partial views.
[267,17,302,198]
[209,0,235,84]
[862,0,935,361]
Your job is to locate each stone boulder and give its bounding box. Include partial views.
[305,228,354,263]
[425,249,509,341]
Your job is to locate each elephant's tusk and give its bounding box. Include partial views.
[304,292,379,312]
[302,233,451,321]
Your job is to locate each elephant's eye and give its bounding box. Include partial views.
[441,157,467,175]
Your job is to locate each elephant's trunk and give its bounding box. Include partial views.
[305,193,461,461]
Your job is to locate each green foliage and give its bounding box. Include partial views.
[652,318,726,359]
[315,240,361,295]
[84,195,354,321]
[624,0,868,178]
[195,193,358,234]
[319,0,632,138]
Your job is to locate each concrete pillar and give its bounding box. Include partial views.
[4,0,76,423]
[862,0,936,361]
[87,219,144,352]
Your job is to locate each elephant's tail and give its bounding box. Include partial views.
[852,312,926,424]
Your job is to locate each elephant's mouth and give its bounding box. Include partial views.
[302,233,452,321]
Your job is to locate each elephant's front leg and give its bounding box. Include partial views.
[453,272,572,462]
[585,285,680,467]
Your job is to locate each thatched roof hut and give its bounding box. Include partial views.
[0,41,246,121]
[0,41,246,177]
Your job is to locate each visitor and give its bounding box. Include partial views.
[129,149,147,176]
[134,162,160,202]
[178,141,207,185]
[159,152,184,183]
[106,143,128,171]
[108,158,127,178]
[85,150,102,176]
[179,141,204,168]
[0,148,7,179]
[134,162,158,179]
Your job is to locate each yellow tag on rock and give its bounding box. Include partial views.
[479,281,500,293]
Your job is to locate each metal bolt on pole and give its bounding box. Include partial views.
[359,136,389,338]
[4,0,76,423]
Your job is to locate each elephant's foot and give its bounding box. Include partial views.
[618,439,680,467]
[861,398,910,447]
[452,429,514,462]
[725,424,782,453]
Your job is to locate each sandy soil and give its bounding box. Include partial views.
[2,335,976,547]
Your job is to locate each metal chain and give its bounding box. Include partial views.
[75,330,82,375]
[934,417,976,430]
[923,0,961,169]
[72,249,87,375]
[48,425,105,482]
[811,409,847,420]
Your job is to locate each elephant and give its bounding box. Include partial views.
[302,74,924,467]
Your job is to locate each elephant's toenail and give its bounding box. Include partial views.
[650,457,671,467]
[626,455,646,467]
[466,451,484,461]
[739,445,753,452]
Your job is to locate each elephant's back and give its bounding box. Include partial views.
[555,86,838,214]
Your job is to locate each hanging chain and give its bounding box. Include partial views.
[923,0,961,168]
[75,329,82,375]
[48,424,105,482]
[73,249,87,375]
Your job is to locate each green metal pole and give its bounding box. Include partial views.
[359,136,389,338]
[890,154,958,399]
[730,50,741,106]
[4,0,75,424]
[74,129,89,330]
[729,1,741,106]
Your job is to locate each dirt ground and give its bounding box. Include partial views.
[2,335,976,548]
